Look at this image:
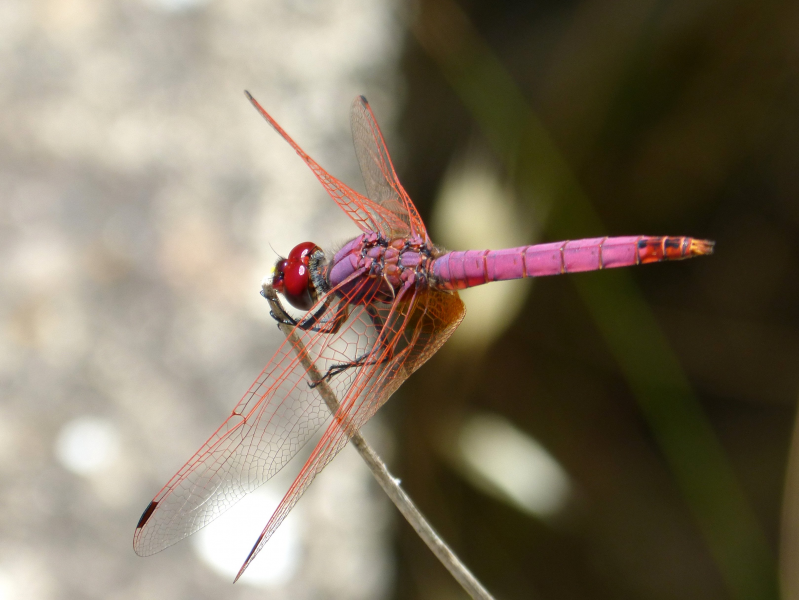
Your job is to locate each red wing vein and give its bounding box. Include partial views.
[237,289,466,576]
[132,272,379,557]
[350,96,426,239]
[246,92,400,239]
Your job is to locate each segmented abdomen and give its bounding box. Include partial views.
[431,235,714,291]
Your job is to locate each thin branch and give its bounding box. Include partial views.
[262,284,495,600]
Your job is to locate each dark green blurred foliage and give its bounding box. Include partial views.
[390,0,799,598]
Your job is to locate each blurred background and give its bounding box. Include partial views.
[0,0,797,599]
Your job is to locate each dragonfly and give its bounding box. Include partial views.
[133,92,714,580]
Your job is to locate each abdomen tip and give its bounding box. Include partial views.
[689,239,715,256]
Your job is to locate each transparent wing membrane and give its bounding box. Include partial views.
[236,288,465,578]
[350,96,426,239]
[245,92,406,240]
[134,272,380,556]
[136,96,465,581]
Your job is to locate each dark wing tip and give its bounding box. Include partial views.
[358,95,369,106]
[234,532,266,583]
[136,500,158,529]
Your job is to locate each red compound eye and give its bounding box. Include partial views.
[272,242,320,311]
[288,241,318,262]
[282,262,313,310]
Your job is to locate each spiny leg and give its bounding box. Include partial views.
[262,286,348,334]
[309,302,395,388]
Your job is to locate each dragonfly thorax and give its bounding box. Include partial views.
[272,241,326,310]
[327,232,439,305]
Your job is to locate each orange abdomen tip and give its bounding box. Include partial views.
[637,236,716,264]
[688,238,715,257]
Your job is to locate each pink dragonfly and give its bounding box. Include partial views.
[133,92,713,579]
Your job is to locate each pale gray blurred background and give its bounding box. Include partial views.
[0,0,402,598]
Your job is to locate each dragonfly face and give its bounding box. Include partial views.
[272,241,322,311]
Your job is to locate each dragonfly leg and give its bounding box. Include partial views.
[299,299,348,334]
[309,351,385,387]
[262,286,348,334]
[309,303,393,387]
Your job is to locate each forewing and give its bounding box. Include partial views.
[246,92,400,238]
[351,96,427,239]
[236,288,466,578]
[133,271,382,556]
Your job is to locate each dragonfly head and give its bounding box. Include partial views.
[272,241,322,311]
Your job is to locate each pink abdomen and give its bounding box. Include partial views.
[431,236,714,291]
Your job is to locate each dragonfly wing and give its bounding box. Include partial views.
[133,274,385,557]
[351,96,427,240]
[246,92,400,239]
[236,288,466,578]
